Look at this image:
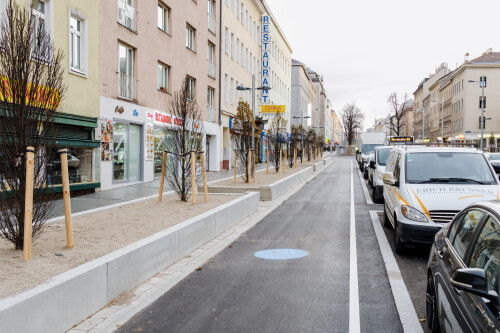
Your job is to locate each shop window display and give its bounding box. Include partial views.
[45,147,93,185]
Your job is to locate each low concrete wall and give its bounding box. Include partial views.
[0,192,259,333]
[202,166,314,201]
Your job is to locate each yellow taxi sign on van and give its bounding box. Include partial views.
[261,105,285,114]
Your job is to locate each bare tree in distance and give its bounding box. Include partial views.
[0,0,66,250]
[386,92,410,136]
[164,80,204,202]
[267,113,287,172]
[230,100,255,183]
[341,102,364,146]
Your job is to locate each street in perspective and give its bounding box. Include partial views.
[0,0,499,333]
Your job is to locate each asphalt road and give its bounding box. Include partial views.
[118,157,403,333]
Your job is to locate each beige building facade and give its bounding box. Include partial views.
[99,0,221,190]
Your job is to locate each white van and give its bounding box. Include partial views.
[383,147,500,253]
[367,146,394,203]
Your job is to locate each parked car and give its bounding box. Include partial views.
[356,132,386,172]
[364,152,374,180]
[382,147,499,253]
[426,201,499,332]
[489,153,500,173]
[367,146,393,204]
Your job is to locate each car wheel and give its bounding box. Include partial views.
[426,274,441,332]
[364,169,368,179]
[374,187,383,204]
[383,204,391,228]
[394,219,406,254]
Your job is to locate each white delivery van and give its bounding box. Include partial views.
[382,147,500,253]
[367,146,394,203]
[356,132,386,172]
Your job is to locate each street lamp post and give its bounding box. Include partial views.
[432,98,445,143]
[468,79,486,151]
[236,75,271,161]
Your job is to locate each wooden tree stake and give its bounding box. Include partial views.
[284,149,287,173]
[247,149,251,182]
[59,148,74,249]
[266,148,269,174]
[23,146,35,261]
[234,152,237,182]
[191,150,197,205]
[201,151,208,203]
[294,148,297,168]
[158,149,168,202]
[253,150,256,183]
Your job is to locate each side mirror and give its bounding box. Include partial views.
[383,172,398,186]
[369,161,376,169]
[451,268,499,304]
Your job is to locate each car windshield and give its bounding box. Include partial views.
[489,153,500,161]
[377,148,392,166]
[361,144,382,154]
[406,152,497,184]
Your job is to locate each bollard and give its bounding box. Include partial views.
[158,149,168,202]
[266,149,269,174]
[247,150,251,182]
[191,150,196,205]
[59,148,74,249]
[201,151,208,203]
[23,146,35,261]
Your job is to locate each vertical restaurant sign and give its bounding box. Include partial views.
[261,15,271,105]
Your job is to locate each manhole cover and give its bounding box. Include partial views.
[254,249,309,260]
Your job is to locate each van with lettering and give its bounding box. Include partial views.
[382,147,500,253]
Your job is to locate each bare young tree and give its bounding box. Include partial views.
[386,92,409,136]
[267,113,287,172]
[230,100,254,183]
[164,80,204,201]
[341,102,364,145]
[0,0,66,250]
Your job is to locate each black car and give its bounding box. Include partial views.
[426,201,499,332]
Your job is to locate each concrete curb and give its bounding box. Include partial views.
[0,192,259,333]
[201,166,314,201]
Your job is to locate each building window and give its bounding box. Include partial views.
[240,42,244,67]
[230,33,234,59]
[158,3,170,33]
[224,27,228,54]
[230,77,234,104]
[240,3,244,25]
[118,43,136,100]
[118,0,137,32]
[208,0,216,34]
[31,0,51,55]
[479,96,486,109]
[236,38,240,63]
[158,62,169,91]
[186,24,196,51]
[236,0,239,20]
[480,76,487,88]
[207,87,214,108]
[69,10,87,75]
[186,76,195,100]
[231,0,234,13]
[224,74,228,102]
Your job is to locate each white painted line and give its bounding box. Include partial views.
[369,210,423,333]
[357,168,373,205]
[349,161,360,333]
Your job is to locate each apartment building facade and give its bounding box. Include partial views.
[307,68,327,139]
[291,59,314,129]
[0,0,101,192]
[220,0,264,169]
[99,0,221,190]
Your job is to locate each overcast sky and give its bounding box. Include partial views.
[266,0,500,130]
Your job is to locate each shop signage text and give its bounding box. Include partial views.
[154,111,193,128]
[261,15,270,105]
[261,105,285,114]
[0,76,60,110]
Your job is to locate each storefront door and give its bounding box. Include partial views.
[113,122,142,182]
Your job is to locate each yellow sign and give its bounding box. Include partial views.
[261,105,285,114]
[0,76,60,110]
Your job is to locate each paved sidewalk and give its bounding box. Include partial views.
[50,154,333,219]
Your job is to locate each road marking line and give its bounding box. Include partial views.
[350,161,361,333]
[357,167,373,205]
[369,210,423,333]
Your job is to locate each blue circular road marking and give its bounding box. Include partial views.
[254,249,309,260]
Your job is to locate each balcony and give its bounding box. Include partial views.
[207,60,216,79]
[117,0,138,32]
[208,106,216,122]
[118,73,137,100]
[208,15,216,35]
